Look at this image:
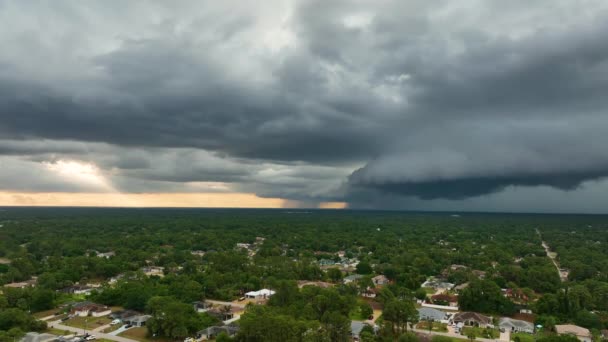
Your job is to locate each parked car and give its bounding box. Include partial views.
[61,317,70,322]
[124,324,132,329]
[85,335,96,341]
[110,319,121,325]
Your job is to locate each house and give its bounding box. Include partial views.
[96,251,115,259]
[319,259,336,266]
[421,303,459,312]
[4,278,37,289]
[452,312,492,328]
[421,278,455,291]
[245,289,275,300]
[431,293,458,307]
[71,302,111,317]
[196,325,239,340]
[61,284,93,295]
[504,288,530,302]
[207,306,237,321]
[20,332,58,342]
[297,281,333,289]
[123,315,151,327]
[193,301,213,313]
[343,274,364,284]
[499,317,534,333]
[351,321,375,341]
[191,250,206,257]
[141,266,164,277]
[110,310,140,321]
[418,307,448,322]
[555,325,592,342]
[372,275,389,286]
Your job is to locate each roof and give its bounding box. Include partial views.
[351,321,370,337]
[418,307,447,321]
[125,315,151,323]
[499,318,534,330]
[198,326,239,336]
[245,288,275,296]
[555,325,591,337]
[453,312,492,325]
[344,274,364,281]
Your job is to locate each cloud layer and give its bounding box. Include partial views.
[1,0,608,211]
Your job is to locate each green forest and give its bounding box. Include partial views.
[0,208,607,342]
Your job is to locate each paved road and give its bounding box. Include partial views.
[48,320,138,342]
[536,228,566,282]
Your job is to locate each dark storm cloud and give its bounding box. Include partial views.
[2,0,608,209]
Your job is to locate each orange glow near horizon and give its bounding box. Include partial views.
[0,192,347,209]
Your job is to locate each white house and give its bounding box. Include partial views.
[499,317,534,334]
[245,289,275,299]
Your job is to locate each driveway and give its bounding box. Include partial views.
[48,320,138,342]
[108,325,133,336]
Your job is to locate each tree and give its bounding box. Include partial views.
[383,299,418,335]
[360,303,373,319]
[326,268,343,283]
[321,311,350,342]
[356,262,373,275]
[414,288,427,301]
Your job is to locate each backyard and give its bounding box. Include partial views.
[416,321,448,332]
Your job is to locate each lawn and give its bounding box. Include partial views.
[33,308,63,319]
[461,326,500,339]
[46,327,73,336]
[416,321,448,332]
[511,332,535,342]
[423,287,436,294]
[64,316,112,330]
[119,327,174,342]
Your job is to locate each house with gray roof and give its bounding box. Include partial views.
[123,314,151,327]
[351,321,376,341]
[499,317,534,333]
[343,274,364,284]
[418,307,448,322]
[196,325,239,340]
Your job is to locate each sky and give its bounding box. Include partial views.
[1,0,608,212]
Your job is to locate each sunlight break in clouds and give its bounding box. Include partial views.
[44,160,115,192]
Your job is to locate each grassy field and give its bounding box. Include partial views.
[461,327,500,339]
[511,332,535,342]
[64,316,112,330]
[416,321,448,332]
[33,308,63,319]
[118,327,174,342]
[46,327,73,336]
